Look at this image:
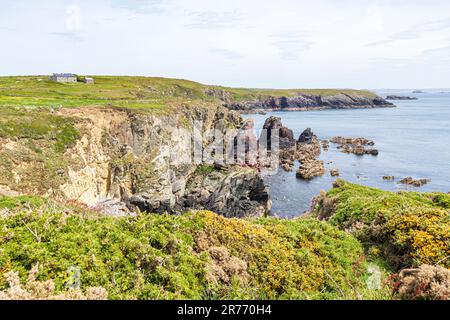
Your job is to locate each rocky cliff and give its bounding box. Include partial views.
[0,104,271,217]
[210,92,394,113]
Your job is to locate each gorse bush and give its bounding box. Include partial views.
[0,202,207,300]
[0,196,386,300]
[197,211,374,299]
[312,180,450,270]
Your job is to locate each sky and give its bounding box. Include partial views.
[1,0,450,89]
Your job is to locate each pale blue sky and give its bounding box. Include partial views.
[1,0,450,88]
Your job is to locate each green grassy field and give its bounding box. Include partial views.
[0,75,377,111]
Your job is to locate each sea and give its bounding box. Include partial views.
[242,89,450,218]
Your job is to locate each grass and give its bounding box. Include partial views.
[0,106,82,194]
[194,164,217,175]
[0,75,377,111]
[0,197,391,300]
[0,107,80,152]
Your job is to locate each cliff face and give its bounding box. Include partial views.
[0,104,271,217]
[217,92,394,112]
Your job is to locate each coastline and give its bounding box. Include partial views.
[238,103,396,114]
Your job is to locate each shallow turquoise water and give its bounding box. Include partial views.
[243,90,450,217]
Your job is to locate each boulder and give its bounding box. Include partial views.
[332,136,378,156]
[235,119,258,165]
[181,167,271,218]
[296,129,321,161]
[321,140,330,150]
[386,95,418,101]
[331,136,375,146]
[298,128,315,144]
[262,116,296,150]
[399,177,430,187]
[296,159,325,180]
[330,169,340,177]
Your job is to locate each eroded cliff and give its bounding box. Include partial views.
[207,90,394,113]
[0,104,271,217]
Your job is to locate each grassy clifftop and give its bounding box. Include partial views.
[0,75,377,111]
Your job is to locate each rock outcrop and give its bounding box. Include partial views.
[296,129,322,162]
[295,128,325,180]
[330,169,340,177]
[11,104,272,218]
[179,165,271,218]
[224,93,394,113]
[262,116,295,150]
[386,95,418,100]
[338,144,379,156]
[296,159,325,180]
[331,137,375,146]
[399,177,430,187]
[257,117,325,181]
[331,136,379,156]
[298,128,315,144]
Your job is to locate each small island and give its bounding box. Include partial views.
[386,95,418,100]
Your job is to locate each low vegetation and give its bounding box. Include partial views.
[0,107,81,195]
[0,107,80,152]
[2,181,449,300]
[312,180,450,270]
[0,197,390,300]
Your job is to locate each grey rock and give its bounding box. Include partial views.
[298,128,315,144]
[386,95,418,100]
[225,93,394,112]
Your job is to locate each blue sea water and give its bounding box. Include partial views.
[243,90,450,218]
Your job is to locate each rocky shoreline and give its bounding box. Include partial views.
[386,95,418,100]
[260,117,325,181]
[221,93,394,113]
[331,136,379,156]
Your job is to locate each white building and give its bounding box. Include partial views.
[84,77,94,84]
[50,73,77,83]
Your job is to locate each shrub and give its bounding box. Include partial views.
[0,197,387,300]
[395,264,450,300]
[312,180,450,270]
[194,211,386,299]
[0,264,107,300]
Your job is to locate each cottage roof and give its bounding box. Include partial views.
[53,73,76,78]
